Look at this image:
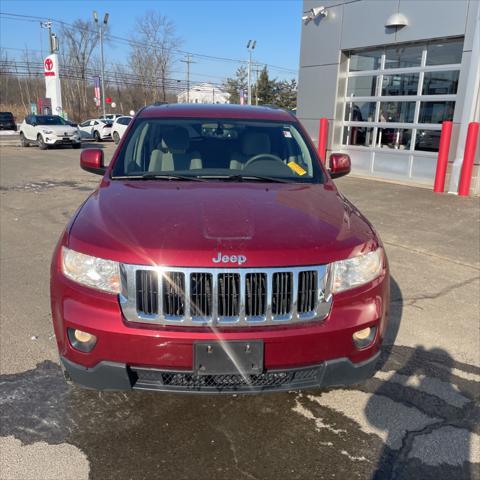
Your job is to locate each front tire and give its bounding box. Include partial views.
[20,132,29,147]
[94,130,102,142]
[37,134,48,150]
[113,131,120,144]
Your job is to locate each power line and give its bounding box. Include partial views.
[0,59,225,91]
[0,46,230,82]
[0,12,298,75]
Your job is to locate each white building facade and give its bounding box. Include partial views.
[177,83,230,104]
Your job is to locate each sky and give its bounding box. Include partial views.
[0,0,303,85]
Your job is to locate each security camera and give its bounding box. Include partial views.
[302,6,328,23]
[312,6,328,18]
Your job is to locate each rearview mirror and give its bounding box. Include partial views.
[329,153,351,179]
[80,148,106,175]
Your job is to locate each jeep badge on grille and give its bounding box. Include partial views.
[212,252,247,265]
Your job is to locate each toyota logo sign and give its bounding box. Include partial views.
[44,58,55,76]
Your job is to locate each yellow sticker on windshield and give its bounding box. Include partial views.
[288,161,307,176]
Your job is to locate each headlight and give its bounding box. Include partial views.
[42,129,54,134]
[61,247,120,294]
[331,248,383,293]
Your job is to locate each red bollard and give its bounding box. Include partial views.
[433,121,453,193]
[318,118,329,164]
[458,122,480,196]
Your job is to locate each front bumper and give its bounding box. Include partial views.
[51,240,390,393]
[61,350,381,393]
[45,136,81,145]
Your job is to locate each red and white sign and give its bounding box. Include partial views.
[43,54,62,113]
[44,57,55,76]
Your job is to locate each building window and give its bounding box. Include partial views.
[422,71,459,95]
[349,49,382,71]
[379,102,416,123]
[382,73,419,96]
[346,75,378,96]
[342,38,462,152]
[384,44,423,69]
[344,102,376,122]
[418,101,455,123]
[426,38,463,65]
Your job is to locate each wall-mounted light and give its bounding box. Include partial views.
[302,6,328,23]
[385,13,408,28]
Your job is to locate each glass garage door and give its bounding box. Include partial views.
[342,38,463,153]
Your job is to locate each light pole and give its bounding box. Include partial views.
[93,11,109,118]
[246,40,256,106]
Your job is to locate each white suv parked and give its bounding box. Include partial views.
[19,115,81,149]
[111,116,132,144]
[78,119,112,142]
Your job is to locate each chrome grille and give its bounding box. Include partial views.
[120,265,332,327]
[190,273,212,317]
[218,273,240,317]
[162,272,185,317]
[298,271,317,313]
[272,272,292,316]
[136,270,158,315]
[245,273,267,317]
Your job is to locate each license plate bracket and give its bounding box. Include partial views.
[194,341,264,375]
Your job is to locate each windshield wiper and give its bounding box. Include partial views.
[112,173,206,182]
[204,174,293,184]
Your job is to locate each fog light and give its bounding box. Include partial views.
[74,330,93,342]
[67,328,97,352]
[352,326,376,349]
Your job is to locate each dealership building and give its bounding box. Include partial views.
[297,0,480,193]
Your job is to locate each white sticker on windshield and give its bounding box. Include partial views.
[283,130,292,138]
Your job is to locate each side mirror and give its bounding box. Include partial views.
[31,122,37,127]
[80,149,106,175]
[329,153,351,179]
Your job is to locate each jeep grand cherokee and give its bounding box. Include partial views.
[50,104,389,393]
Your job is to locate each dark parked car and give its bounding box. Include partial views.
[0,112,16,131]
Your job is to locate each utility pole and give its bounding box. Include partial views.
[181,54,195,103]
[246,40,256,106]
[253,63,261,105]
[93,11,109,118]
[40,20,54,53]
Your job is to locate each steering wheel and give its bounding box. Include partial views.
[244,153,285,169]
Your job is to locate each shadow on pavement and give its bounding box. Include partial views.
[365,277,479,479]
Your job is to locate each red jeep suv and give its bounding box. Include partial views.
[50,104,389,393]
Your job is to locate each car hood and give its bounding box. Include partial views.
[39,125,77,134]
[68,180,378,267]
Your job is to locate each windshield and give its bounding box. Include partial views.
[35,115,66,126]
[112,118,323,183]
[0,113,13,120]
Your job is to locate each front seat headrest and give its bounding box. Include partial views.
[242,132,271,156]
[163,127,190,154]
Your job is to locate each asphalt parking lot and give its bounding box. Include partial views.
[0,140,479,480]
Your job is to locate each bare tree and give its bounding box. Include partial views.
[129,11,182,103]
[60,19,100,118]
